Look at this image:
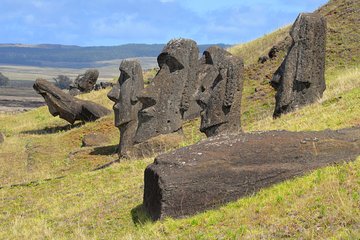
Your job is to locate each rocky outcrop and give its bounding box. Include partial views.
[195,46,244,137]
[33,79,111,124]
[108,60,144,158]
[143,127,360,220]
[69,69,99,95]
[135,39,199,143]
[271,13,327,118]
[0,132,4,144]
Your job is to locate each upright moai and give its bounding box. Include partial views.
[195,46,244,137]
[108,60,144,158]
[271,13,327,118]
[134,38,199,143]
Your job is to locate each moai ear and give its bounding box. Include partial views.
[223,65,237,107]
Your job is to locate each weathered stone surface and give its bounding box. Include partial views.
[195,46,244,137]
[128,132,184,159]
[0,132,4,144]
[69,69,99,95]
[135,38,199,143]
[82,133,110,147]
[144,127,360,220]
[95,82,113,91]
[271,13,327,118]
[34,79,111,124]
[108,60,144,158]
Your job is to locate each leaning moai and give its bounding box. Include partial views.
[195,46,244,137]
[271,13,326,118]
[70,69,99,95]
[107,60,144,158]
[134,38,199,143]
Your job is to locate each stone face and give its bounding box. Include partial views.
[143,127,360,220]
[271,13,326,118]
[33,79,111,124]
[134,38,199,143]
[82,133,110,147]
[195,46,244,137]
[107,60,144,158]
[70,69,99,95]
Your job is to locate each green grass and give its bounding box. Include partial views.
[1,0,360,238]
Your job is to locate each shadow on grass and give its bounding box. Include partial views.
[131,204,152,225]
[21,122,84,135]
[90,144,118,156]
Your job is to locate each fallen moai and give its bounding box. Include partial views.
[143,127,360,220]
[34,79,111,124]
[271,13,327,118]
[69,69,99,95]
[135,38,200,143]
[196,46,244,137]
[108,60,144,158]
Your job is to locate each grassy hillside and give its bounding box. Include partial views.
[0,0,359,239]
[229,0,360,125]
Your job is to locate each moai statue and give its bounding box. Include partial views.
[134,38,199,143]
[195,46,244,137]
[108,60,144,158]
[70,69,99,95]
[271,13,326,118]
[33,79,110,124]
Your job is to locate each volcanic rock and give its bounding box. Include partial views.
[69,69,99,95]
[195,46,244,137]
[143,127,360,220]
[108,60,144,158]
[0,132,4,144]
[135,38,199,143]
[33,79,111,124]
[271,13,327,118]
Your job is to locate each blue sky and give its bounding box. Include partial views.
[0,0,328,46]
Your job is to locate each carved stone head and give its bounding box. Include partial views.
[134,38,199,143]
[195,46,244,137]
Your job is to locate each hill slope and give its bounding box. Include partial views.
[229,0,360,125]
[0,0,359,239]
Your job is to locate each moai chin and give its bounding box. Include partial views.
[271,13,327,118]
[195,46,244,138]
[108,60,144,158]
[134,38,199,143]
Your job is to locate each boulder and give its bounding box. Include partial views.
[195,46,244,137]
[107,60,144,158]
[33,79,111,124]
[271,13,327,118]
[143,127,360,220]
[69,69,99,95]
[0,132,4,144]
[135,38,200,143]
[82,133,110,147]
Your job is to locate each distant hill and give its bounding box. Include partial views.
[0,43,231,68]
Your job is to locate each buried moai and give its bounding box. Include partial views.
[34,79,111,124]
[271,13,326,118]
[69,69,99,95]
[134,38,200,143]
[195,46,244,137]
[107,60,144,158]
